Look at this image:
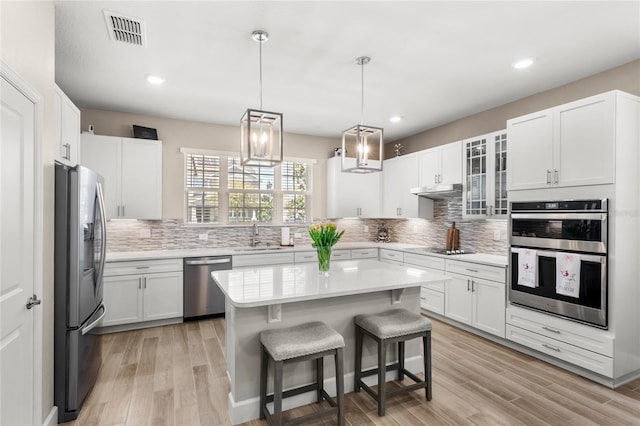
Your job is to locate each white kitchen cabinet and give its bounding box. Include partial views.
[101,259,183,328]
[326,156,381,218]
[462,130,508,218]
[418,141,462,186]
[54,84,80,166]
[233,252,295,267]
[81,133,162,219]
[404,252,447,314]
[508,92,616,191]
[382,153,433,219]
[378,248,404,265]
[444,259,506,338]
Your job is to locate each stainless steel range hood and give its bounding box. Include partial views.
[410,184,462,199]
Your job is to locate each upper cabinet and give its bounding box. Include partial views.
[81,134,163,220]
[462,130,508,218]
[326,156,381,218]
[382,153,433,219]
[54,85,80,166]
[508,92,616,191]
[419,141,462,186]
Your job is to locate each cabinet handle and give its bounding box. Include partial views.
[471,280,475,292]
[542,343,561,352]
[136,266,150,269]
[467,280,470,291]
[122,205,125,216]
[144,277,147,289]
[138,277,142,289]
[546,170,551,184]
[466,268,479,273]
[553,169,559,184]
[542,326,561,334]
[66,143,71,160]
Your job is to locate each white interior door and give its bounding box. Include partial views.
[1,75,36,425]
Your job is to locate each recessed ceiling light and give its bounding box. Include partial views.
[513,58,534,69]
[146,74,165,84]
[390,116,402,123]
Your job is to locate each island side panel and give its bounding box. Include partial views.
[228,286,422,403]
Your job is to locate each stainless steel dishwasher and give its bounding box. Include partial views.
[183,255,232,320]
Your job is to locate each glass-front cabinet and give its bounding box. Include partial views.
[462,130,507,219]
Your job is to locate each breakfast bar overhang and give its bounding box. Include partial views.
[212,259,450,425]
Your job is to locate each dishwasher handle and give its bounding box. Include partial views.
[185,258,232,266]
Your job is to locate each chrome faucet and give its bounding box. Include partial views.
[251,223,259,247]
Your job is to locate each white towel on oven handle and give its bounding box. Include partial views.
[517,248,537,288]
[556,252,581,298]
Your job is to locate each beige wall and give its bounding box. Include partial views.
[80,109,340,219]
[388,60,640,157]
[1,0,56,422]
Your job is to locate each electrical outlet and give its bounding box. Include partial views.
[139,228,151,238]
[493,230,501,241]
[198,233,209,240]
[294,232,302,239]
[364,225,369,233]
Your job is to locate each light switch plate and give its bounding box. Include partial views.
[493,230,501,241]
[139,228,151,238]
[199,233,209,240]
[294,232,302,239]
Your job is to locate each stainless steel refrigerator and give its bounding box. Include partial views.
[54,163,107,423]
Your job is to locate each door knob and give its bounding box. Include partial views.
[26,294,41,309]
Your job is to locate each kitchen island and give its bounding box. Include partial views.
[212,259,450,425]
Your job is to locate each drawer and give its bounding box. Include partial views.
[446,259,506,283]
[419,271,446,292]
[506,306,614,357]
[331,249,351,261]
[294,251,316,263]
[351,248,378,259]
[379,249,404,264]
[404,253,445,271]
[232,252,295,267]
[420,287,445,315]
[506,325,613,378]
[105,258,183,276]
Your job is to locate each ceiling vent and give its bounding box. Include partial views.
[103,10,146,47]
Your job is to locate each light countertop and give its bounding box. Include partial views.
[106,242,508,267]
[211,259,450,308]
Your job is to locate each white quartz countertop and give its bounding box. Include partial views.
[105,242,507,267]
[211,259,450,308]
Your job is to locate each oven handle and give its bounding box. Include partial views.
[511,212,607,220]
[511,247,605,263]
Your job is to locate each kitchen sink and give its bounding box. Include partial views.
[233,246,285,252]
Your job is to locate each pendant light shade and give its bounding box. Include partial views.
[342,56,383,173]
[240,30,283,167]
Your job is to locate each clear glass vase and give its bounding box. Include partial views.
[316,246,332,276]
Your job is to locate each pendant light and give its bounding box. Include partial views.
[341,56,383,173]
[240,30,283,167]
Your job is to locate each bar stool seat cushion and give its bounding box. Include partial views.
[260,321,345,361]
[355,309,432,339]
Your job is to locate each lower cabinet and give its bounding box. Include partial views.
[379,248,404,265]
[444,260,506,338]
[101,259,183,327]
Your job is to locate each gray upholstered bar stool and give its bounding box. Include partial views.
[354,308,432,416]
[259,321,345,426]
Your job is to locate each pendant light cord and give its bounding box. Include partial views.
[360,60,364,125]
[259,38,263,110]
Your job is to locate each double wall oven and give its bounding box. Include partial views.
[509,199,608,328]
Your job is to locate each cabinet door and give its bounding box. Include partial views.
[418,149,439,186]
[490,132,508,217]
[463,135,488,217]
[554,93,615,187]
[326,157,380,218]
[54,86,80,166]
[439,141,462,185]
[101,275,143,326]
[121,137,163,219]
[444,273,473,325]
[382,154,419,218]
[472,278,506,338]
[81,134,121,219]
[143,271,183,321]
[507,109,553,191]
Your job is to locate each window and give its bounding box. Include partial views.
[183,150,312,225]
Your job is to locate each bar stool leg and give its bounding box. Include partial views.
[316,356,324,403]
[259,345,268,420]
[377,337,387,417]
[398,340,405,381]
[273,360,284,425]
[354,326,363,393]
[335,348,345,426]
[424,332,432,401]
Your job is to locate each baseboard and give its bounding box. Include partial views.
[227,356,423,425]
[94,317,183,334]
[43,406,57,426]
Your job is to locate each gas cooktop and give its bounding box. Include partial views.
[408,247,474,256]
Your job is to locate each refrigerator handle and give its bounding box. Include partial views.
[81,305,106,335]
[96,181,108,293]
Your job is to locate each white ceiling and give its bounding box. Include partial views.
[55,1,640,142]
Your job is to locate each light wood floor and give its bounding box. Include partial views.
[63,316,640,426]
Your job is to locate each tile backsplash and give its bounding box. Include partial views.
[106,197,508,256]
